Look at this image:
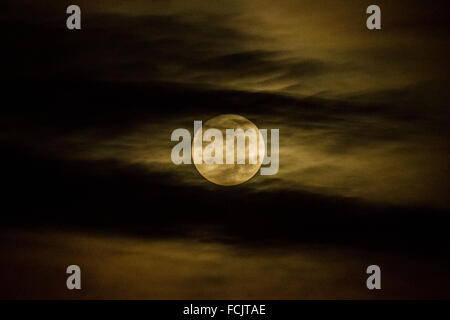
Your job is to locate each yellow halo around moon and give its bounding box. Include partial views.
[192,114,265,186]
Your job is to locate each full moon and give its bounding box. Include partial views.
[192,114,265,186]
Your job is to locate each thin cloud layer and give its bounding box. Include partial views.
[1,0,449,209]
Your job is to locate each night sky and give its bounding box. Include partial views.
[1,0,450,299]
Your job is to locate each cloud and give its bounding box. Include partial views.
[3,80,446,209]
[1,0,449,211]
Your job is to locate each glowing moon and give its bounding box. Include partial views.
[192,114,265,186]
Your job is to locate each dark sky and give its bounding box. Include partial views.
[3,0,449,208]
[1,0,450,299]
[1,0,450,240]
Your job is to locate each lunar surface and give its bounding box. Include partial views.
[192,114,265,186]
